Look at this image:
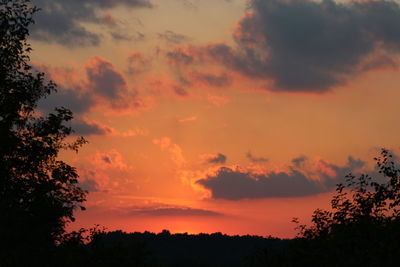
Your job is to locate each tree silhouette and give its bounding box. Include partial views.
[0,0,87,264]
[291,149,400,266]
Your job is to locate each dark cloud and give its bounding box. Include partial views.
[197,156,366,200]
[70,119,111,136]
[86,58,127,99]
[79,177,100,192]
[191,71,231,87]
[158,30,191,44]
[166,49,195,65]
[225,0,400,92]
[31,0,152,47]
[111,31,145,42]
[291,156,307,167]
[205,153,227,164]
[85,57,142,110]
[38,57,142,114]
[131,207,222,217]
[127,52,151,75]
[173,86,189,97]
[38,87,94,115]
[102,156,112,164]
[168,0,400,92]
[246,152,268,163]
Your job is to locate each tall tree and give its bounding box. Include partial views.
[0,0,87,263]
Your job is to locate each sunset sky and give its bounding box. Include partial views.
[31,0,400,238]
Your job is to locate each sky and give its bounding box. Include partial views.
[30,0,400,238]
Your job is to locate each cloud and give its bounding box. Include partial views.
[178,116,197,123]
[93,149,131,170]
[36,58,144,115]
[38,87,94,115]
[86,57,127,99]
[207,94,230,107]
[201,153,227,164]
[190,71,231,87]
[110,31,145,42]
[227,0,400,92]
[78,150,135,193]
[291,155,307,167]
[158,30,191,44]
[153,137,186,167]
[31,0,153,47]
[173,86,189,97]
[246,152,268,163]
[196,156,366,200]
[79,177,100,192]
[34,63,96,115]
[130,207,222,217]
[70,119,112,136]
[85,57,142,110]
[166,0,400,93]
[127,51,151,75]
[165,48,195,66]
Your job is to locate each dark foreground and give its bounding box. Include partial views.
[5,227,399,267]
[79,230,289,267]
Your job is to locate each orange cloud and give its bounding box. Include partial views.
[207,94,230,107]
[153,137,186,167]
[178,116,197,123]
[92,149,132,171]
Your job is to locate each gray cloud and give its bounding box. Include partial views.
[197,156,366,200]
[246,152,268,163]
[85,57,142,110]
[38,87,94,115]
[71,119,111,136]
[205,153,227,164]
[79,177,100,192]
[111,31,145,42]
[38,84,112,136]
[102,156,112,164]
[127,52,151,75]
[168,0,400,92]
[158,30,191,44]
[31,0,152,47]
[166,49,195,65]
[291,155,307,167]
[37,57,142,114]
[191,71,231,87]
[130,207,222,216]
[173,86,189,97]
[86,59,127,99]
[225,0,400,92]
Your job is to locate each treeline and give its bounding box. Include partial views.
[52,230,288,267]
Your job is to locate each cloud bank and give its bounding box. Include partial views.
[166,0,400,93]
[229,0,400,92]
[196,156,366,200]
[31,0,152,46]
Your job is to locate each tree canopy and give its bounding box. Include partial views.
[287,149,400,266]
[0,0,87,264]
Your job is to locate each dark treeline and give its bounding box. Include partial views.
[54,230,288,267]
[2,1,400,266]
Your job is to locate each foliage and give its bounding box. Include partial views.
[288,149,400,266]
[0,0,87,263]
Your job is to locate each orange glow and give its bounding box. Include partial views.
[32,0,400,238]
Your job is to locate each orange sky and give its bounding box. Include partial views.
[31,0,400,238]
